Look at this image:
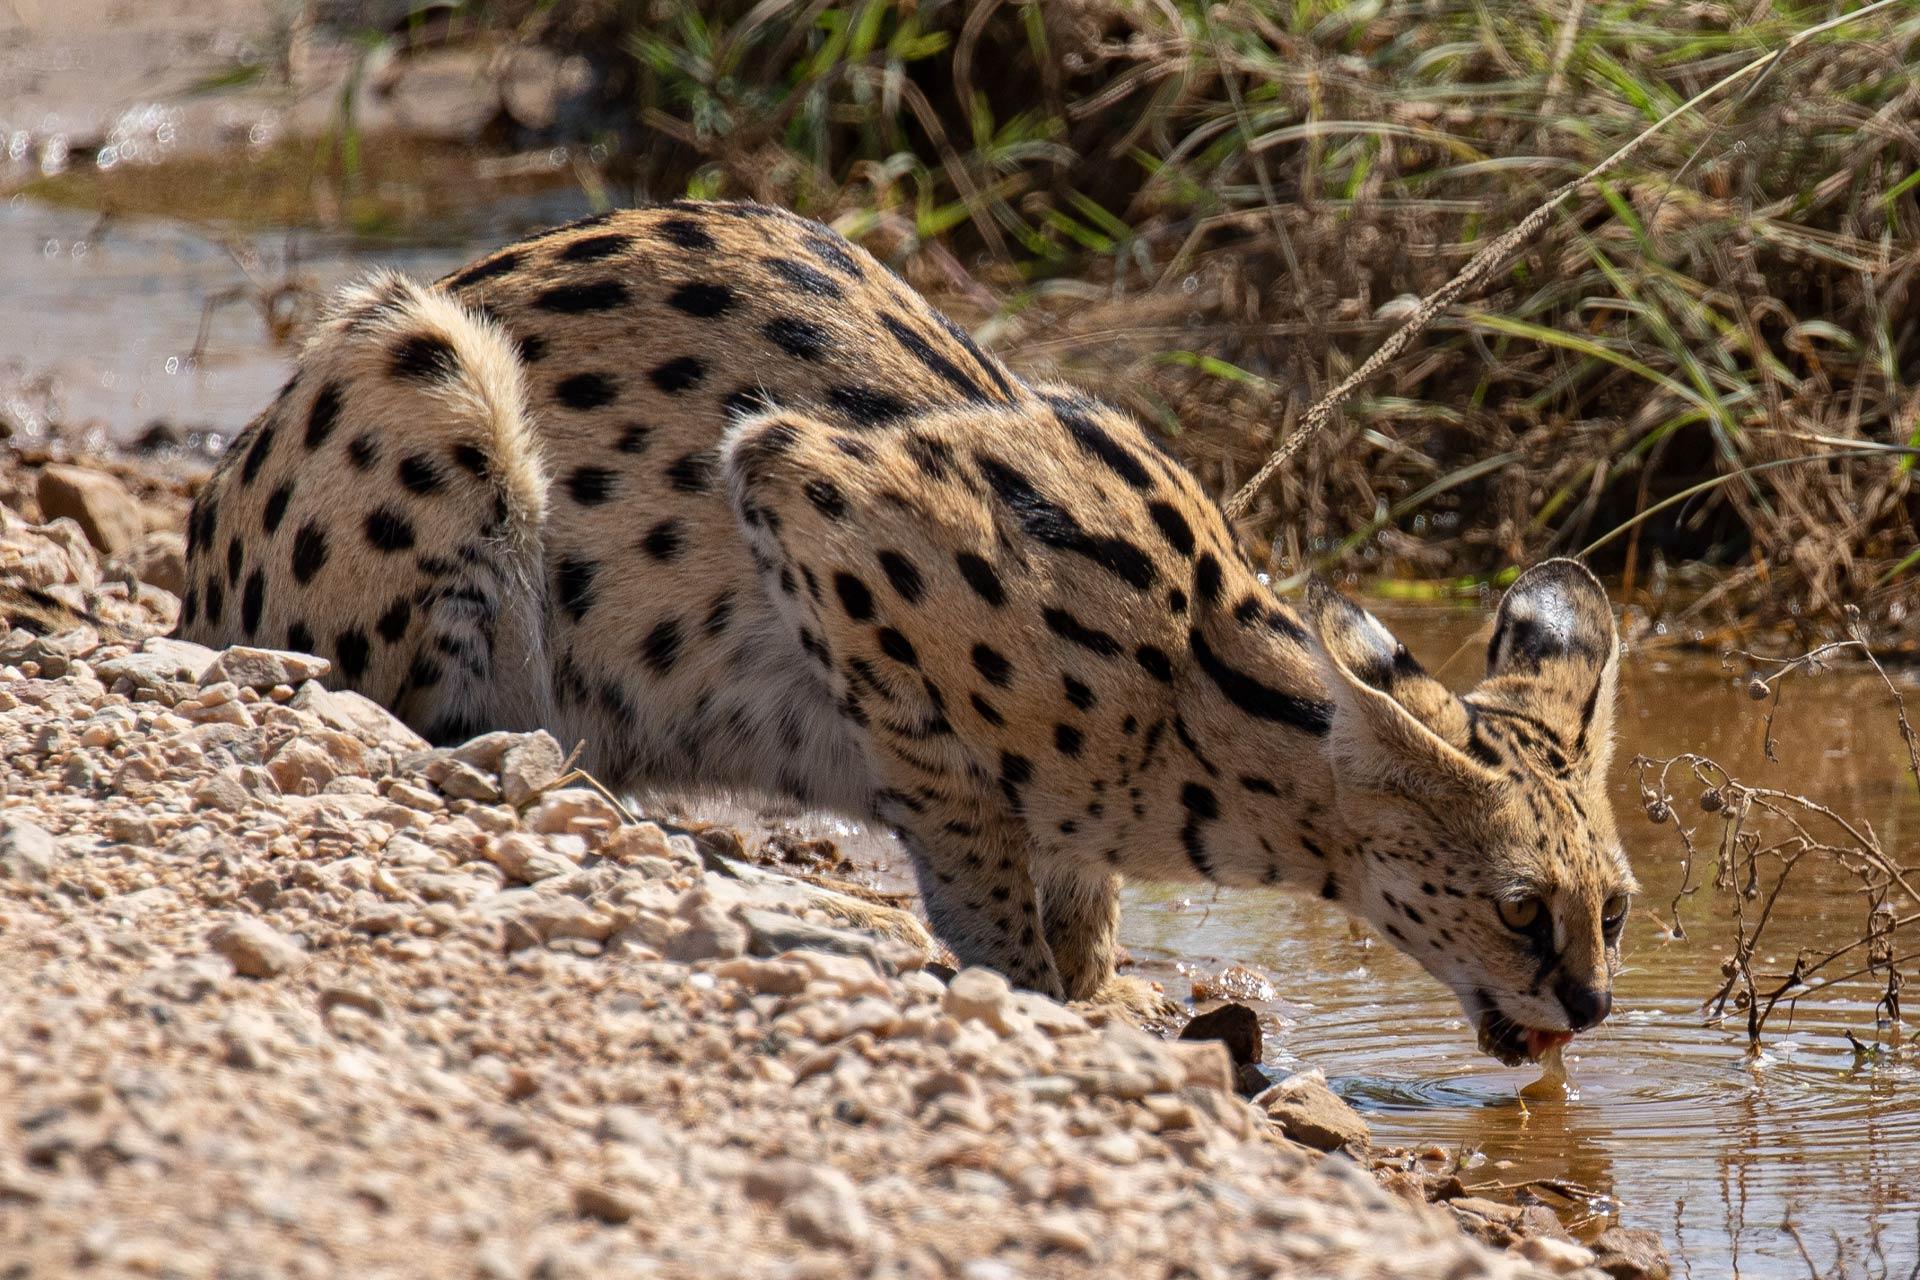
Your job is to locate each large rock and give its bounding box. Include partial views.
[36,465,144,556]
[1253,1070,1370,1153]
[200,646,332,690]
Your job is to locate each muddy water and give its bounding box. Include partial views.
[4,183,1917,1275]
[1121,609,1920,1278]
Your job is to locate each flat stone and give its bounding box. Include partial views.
[36,464,143,556]
[289,682,428,751]
[743,908,885,969]
[199,646,331,690]
[1253,1070,1369,1153]
[209,917,308,978]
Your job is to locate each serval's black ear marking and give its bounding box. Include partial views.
[1481,558,1619,772]
[1305,577,1496,799]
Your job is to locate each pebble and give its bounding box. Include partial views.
[499,732,565,807]
[0,816,58,883]
[209,917,309,978]
[743,1160,871,1251]
[1252,1070,1370,1153]
[665,887,749,962]
[944,967,1015,1033]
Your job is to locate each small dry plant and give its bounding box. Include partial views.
[1632,610,1918,1052]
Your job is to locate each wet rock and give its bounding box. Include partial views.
[1253,1070,1369,1153]
[1179,1002,1268,1093]
[743,1160,870,1250]
[36,464,143,556]
[1591,1226,1672,1280]
[200,646,332,690]
[0,817,59,883]
[209,917,308,978]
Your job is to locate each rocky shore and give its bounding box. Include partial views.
[0,443,1666,1279]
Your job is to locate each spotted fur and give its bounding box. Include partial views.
[178,200,1634,1059]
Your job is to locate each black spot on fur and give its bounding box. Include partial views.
[668,282,735,318]
[534,279,629,313]
[1058,405,1150,490]
[555,556,597,622]
[225,536,243,586]
[704,591,734,636]
[803,232,864,278]
[763,316,830,360]
[1189,628,1332,734]
[1043,607,1122,657]
[975,453,1155,591]
[955,553,1004,607]
[880,313,986,402]
[376,598,412,643]
[336,628,370,680]
[834,573,874,621]
[286,622,313,654]
[650,357,706,394]
[970,693,1005,726]
[240,420,276,486]
[347,435,377,471]
[723,387,775,421]
[877,550,923,603]
[560,233,633,262]
[804,479,849,520]
[765,257,842,299]
[516,333,548,363]
[1194,554,1223,609]
[828,384,911,427]
[971,644,1013,687]
[1064,675,1095,710]
[641,519,683,562]
[240,569,265,638]
[365,508,416,553]
[566,465,616,505]
[1055,724,1084,757]
[1148,501,1195,557]
[204,579,225,627]
[391,333,457,382]
[1135,645,1174,683]
[447,251,522,289]
[641,618,682,675]
[291,523,329,584]
[877,628,917,666]
[663,450,715,494]
[1179,782,1220,879]
[305,383,342,450]
[398,453,446,496]
[556,372,619,411]
[935,312,1017,400]
[658,217,714,251]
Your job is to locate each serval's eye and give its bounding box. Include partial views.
[1497,894,1545,933]
[1602,893,1630,940]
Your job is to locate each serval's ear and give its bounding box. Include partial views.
[1479,558,1620,776]
[1304,577,1497,799]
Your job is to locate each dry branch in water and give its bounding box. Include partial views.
[1633,622,1918,1051]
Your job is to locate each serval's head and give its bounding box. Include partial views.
[1305,559,1635,1065]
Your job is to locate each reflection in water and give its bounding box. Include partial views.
[1124,604,1920,1276]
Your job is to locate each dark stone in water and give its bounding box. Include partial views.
[1179,1001,1260,1065]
